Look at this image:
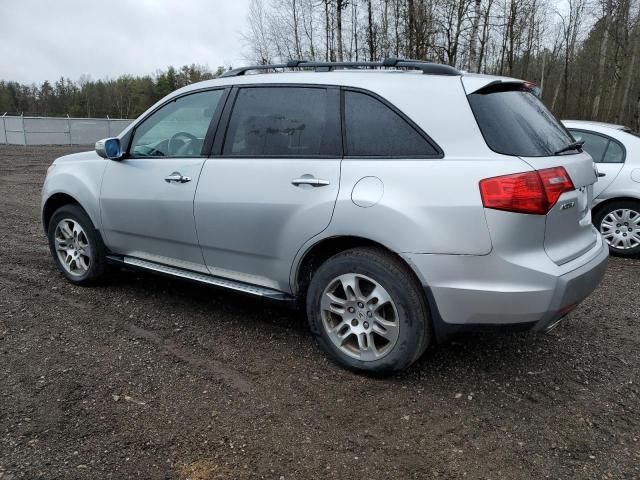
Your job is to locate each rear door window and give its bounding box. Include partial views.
[343,90,441,157]
[602,139,625,163]
[223,86,340,157]
[571,131,609,162]
[468,85,574,157]
[569,129,626,164]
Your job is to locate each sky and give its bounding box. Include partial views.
[0,0,251,85]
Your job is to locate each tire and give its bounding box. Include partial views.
[47,204,107,285]
[306,247,431,374]
[593,199,640,257]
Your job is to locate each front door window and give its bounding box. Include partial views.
[129,89,224,158]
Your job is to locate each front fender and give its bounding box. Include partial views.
[41,156,108,231]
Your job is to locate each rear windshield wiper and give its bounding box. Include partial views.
[554,140,584,155]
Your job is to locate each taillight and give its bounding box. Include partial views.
[479,167,574,215]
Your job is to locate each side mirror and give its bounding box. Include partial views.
[95,138,124,160]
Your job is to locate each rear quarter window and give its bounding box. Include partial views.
[344,90,441,157]
[468,85,574,157]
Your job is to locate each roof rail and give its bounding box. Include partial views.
[220,58,461,78]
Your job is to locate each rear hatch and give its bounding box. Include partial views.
[522,153,597,264]
[464,77,598,265]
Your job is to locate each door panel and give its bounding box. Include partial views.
[193,85,342,291]
[100,158,207,272]
[99,88,226,272]
[594,163,624,197]
[194,158,340,290]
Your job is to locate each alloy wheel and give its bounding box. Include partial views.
[320,273,400,361]
[54,218,92,276]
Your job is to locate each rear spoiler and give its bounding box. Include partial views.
[462,76,540,97]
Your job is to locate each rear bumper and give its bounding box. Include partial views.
[530,241,608,331]
[403,235,608,341]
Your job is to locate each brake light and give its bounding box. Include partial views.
[522,81,542,98]
[479,167,574,215]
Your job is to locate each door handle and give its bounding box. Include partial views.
[597,172,606,178]
[164,172,192,183]
[291,177,330,187]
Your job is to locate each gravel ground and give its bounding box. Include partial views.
[0,145,639,480]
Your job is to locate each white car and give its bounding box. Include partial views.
[564,120,640,256]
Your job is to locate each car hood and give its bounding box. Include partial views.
[53,150,102,165]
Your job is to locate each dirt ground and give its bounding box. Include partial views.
[0,145,638,480]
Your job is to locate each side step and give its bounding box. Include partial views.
[107,255,295,303]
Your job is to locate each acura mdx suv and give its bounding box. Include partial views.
[41,59,608,374]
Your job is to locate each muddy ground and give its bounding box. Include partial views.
[0,145,638,479]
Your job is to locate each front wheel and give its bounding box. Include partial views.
[594,200,640,256]
[306,247,431,374]
[47,204,107,285]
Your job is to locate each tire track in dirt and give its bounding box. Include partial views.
[125,323,253,394]
[0,264,255,395]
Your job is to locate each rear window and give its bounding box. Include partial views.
[468,85,574,157]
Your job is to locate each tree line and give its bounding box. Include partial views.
[2,1,638,128]
[244,0,640,129]
[0,64,225,119]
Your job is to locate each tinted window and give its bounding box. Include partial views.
[571,131,609,162]
[468,86,574,157]
[344,91,439,157]
[223,87,339,157]
[130,90,223,157]
[602,139,625,163]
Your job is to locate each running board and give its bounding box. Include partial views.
[107,255,295,303]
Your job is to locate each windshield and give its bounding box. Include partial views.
[468,85,575,157]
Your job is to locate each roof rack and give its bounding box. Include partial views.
[220,58,461,78]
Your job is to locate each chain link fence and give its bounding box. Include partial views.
[0,114,133,146]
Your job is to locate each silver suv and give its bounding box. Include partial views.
[42,59,608,374]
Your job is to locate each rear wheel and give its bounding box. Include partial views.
[47,204,107,285]
[306,247,431,374]
[594,200,640,256]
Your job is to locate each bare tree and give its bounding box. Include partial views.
[592,0,614,117]
[336,1,349,61]
[367,0,377,60]
[240,0,640,126]
[619,7,640,121]
[477,0,495,72]
[555,0,588,116]
[243,0,274,64]
[468,0,482,70]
